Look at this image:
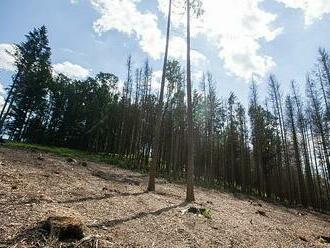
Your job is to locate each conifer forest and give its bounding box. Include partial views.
[2,25,330,212]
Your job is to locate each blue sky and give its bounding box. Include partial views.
[0,0,330,107]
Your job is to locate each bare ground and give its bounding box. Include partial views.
[0,147,329,247]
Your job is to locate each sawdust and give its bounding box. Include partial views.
[0,147,329,247]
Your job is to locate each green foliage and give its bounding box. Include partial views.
[5,141,89,158]
[7,26,52,142]
[187,207,211,218]
[2,26,330,211]
[200,208,212,219]
[5,142,148,176]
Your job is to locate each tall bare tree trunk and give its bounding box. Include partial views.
[147,0,172,191]
[186,0,195,202]
[318,66,330,116]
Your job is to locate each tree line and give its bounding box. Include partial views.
[1,24,330,210]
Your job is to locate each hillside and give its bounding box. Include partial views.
[0,146,329,248]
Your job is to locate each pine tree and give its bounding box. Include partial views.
[185,0,204,203]
[148,0,172,192]
[7,26,52,141]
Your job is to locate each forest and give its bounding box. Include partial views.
[1,23,330,212]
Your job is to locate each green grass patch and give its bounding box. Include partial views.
[5,141,90,158]
[4,141,134,169]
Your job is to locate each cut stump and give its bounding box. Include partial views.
[42,216,85,242]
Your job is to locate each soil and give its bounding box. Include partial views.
[0,147,329,247]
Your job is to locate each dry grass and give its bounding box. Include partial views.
[0,147,329,247]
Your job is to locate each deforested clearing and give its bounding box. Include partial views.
[0,147,329,248]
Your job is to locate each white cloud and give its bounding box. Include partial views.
[192,70,204,84]
[152,70,162,93]
[0,43,15,71]
[91,0,164,59]
[116,78,124,95]
[0,82,5,95]
[53,61,90,79]
[218,36,276,81]
[90,0,298,81]
[158,0,282,80]
[90,0,208,76]
[70,0,79,4]
[169,36,207,67]
[0,81,6,108]
[158,0,186,29]
[200,0,282,80]
[275,0,330,25]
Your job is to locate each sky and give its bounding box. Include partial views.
[0,0,330,107]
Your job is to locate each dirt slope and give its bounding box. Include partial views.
[0,147,329,247]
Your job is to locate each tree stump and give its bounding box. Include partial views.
[42,216,85,241]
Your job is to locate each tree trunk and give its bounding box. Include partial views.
[186,0,195,202]
[0,80,17,134]
[147,0,172,191]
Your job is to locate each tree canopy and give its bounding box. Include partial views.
[1,26,330,211]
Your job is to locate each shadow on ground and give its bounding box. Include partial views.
[88,202,187,229]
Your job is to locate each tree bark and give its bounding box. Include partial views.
[148,0,172,191]
[186,0,195,202]
[0,80,17,134]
